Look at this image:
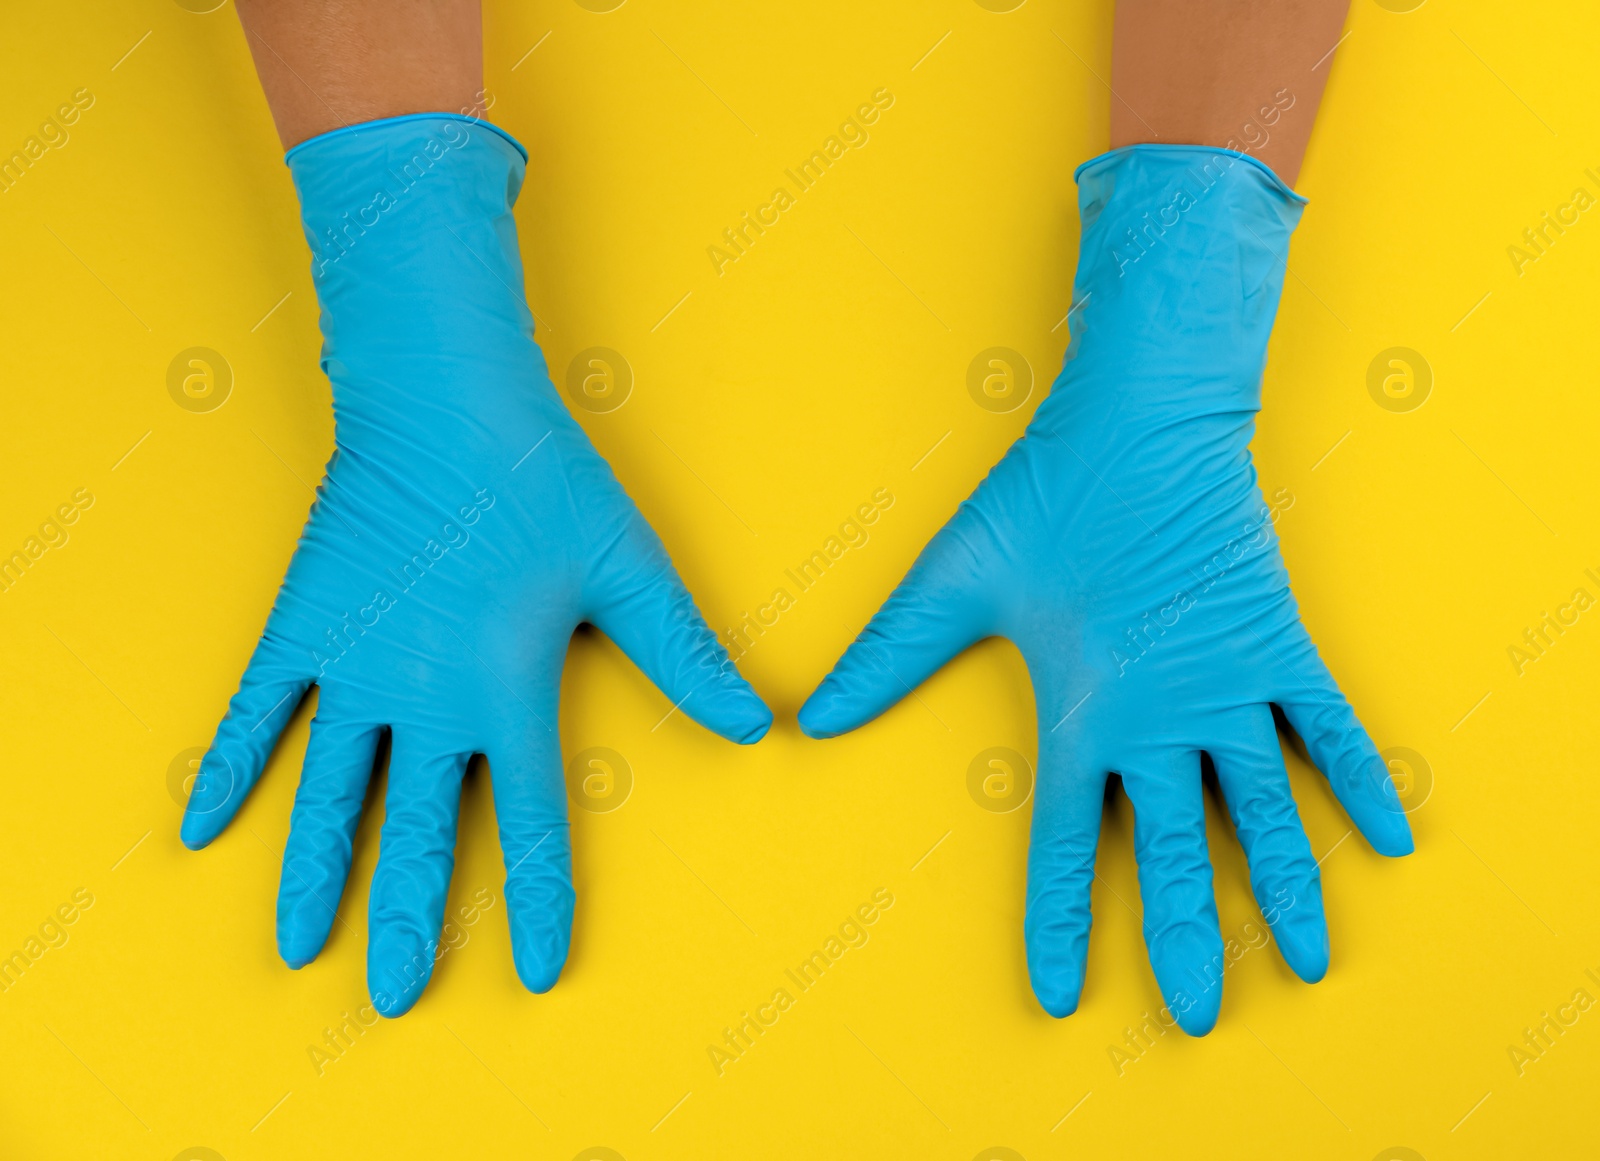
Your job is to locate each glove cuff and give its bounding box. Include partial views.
[285,113,528,285]
[1071,143,1305,283]
[282,114,551,419]
[1046,144,1306,420]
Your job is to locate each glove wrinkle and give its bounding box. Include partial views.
[184,114,771,1011]
[803,144,1410,1032]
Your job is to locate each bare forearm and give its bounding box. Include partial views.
[236,0,482,150]
[1111,0,1350,185]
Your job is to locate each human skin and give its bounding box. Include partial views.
[234,0,1348,179]
[235,0,482,150]
[1111,0,1352,185]
[236,0,1350,173]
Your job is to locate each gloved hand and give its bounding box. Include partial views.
[182,114,771,1017]
[799,145,1411,1036]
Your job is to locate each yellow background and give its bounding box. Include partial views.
[1,0,1596,1157]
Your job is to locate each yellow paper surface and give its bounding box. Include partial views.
[1,1,1596,1157]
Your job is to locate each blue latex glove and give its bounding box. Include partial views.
[799,145,1412,1036]
[182,114,771,1017]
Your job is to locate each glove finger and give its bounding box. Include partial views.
[1123,748,1224,1036]
[366,734,469,1018]
[276,715,381,969]
[1273,640,1413,857]
[486,739,574,995]
[798,511,997,738]
[1024,732,1108,1018]
[182,636,311,850]
[587,511,772,744]
[1209,705,1328,984]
